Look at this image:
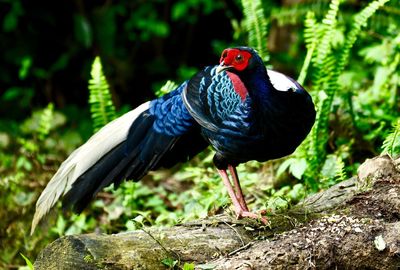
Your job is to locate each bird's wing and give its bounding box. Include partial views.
[182,66,245,131]
[32,83,207,234]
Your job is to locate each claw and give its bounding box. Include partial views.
[237,210,269,225]
[218,166,269,225]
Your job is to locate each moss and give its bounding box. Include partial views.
[83,253,94,264]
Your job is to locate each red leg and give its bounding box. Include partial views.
[228,165,249,211]
[218,169,244,216]
[218,167,268,224]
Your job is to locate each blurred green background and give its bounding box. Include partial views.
[1,0,399,268]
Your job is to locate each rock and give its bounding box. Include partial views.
[34,156,400,269]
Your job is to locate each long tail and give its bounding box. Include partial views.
[31,102,150,234]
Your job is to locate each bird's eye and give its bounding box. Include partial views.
[235,54,243,62]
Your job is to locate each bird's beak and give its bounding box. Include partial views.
[216,63,232,74]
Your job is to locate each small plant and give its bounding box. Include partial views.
[282,0,391,189]
[183,263,195,270]
[161,257,178,269]
[155,80,178,97]
[240,0,269,62]
[381,119,400,158]
[20,253,34,270]
[37,103,54,141]
[88,56,117,132]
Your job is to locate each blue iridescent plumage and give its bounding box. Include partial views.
[149,82,194,137]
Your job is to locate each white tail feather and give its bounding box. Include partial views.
[31,101,150,234]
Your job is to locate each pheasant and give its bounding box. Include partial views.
[32,47,315,233]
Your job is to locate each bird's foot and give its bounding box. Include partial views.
[236,209,269,225]
[217,167,269,225]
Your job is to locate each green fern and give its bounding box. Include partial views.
[315,0,390,156]
[339,0,392,71]
[297,0,341,171]
[298,11,318,84]
[315,1,388,157]
[241,0,269,62]
[291,0,390,188]
[382,119,400,158]
[271,3,326,27]
[38,103,54,141]
[155,80,178,98]
[334,156,347,182]
[294,0,341,184]
[313,0,340,72]
[88,56,117,132]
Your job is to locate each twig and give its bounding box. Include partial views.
[140,227,180,261]
[223,221,245,246]
[228,242,253,257]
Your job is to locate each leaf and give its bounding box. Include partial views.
[289,158,307,180]
[74,14,93,48]
[88,56,117,132]
[286,183,305,202]
[155,80,178,97]
[161,257,177,268]
[183,263,195,270]
[3,1,23,32]
[19,56,32,80]
[276,158,294,177]
[20,253,34,270]
[241,0,269,62]
[51,215,66,236]
[38,103,54,141]
[381,119,400,157]
[268,197,289,211]
[171,2,188,21]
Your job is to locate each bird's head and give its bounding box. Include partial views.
[216,47,263,74]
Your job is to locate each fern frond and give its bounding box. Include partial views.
[155,80,178,98]
[311,0,340,91]
[316,0,340,61]
[88,56,117,132]
[313,0,389,157]
[334,156,347,182]
[38,103,54,141]
[312,0,390,159]
[271,4,322,27]
[303,12,319,52]
[298,11,318,84]
[241,0,269,62]
[309,56,338,167]
[338,0,390,73]
[381,119,400,158]
[294,0,389,188]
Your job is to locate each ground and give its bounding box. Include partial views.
[34,155,400,269]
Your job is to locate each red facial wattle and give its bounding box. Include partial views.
[226,71,248,101]
[219,49,252,71]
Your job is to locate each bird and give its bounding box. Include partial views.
[31,47,316,233]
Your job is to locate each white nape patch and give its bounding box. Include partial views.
[267,69,298,92]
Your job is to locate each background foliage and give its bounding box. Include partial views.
[0,0,399,268]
